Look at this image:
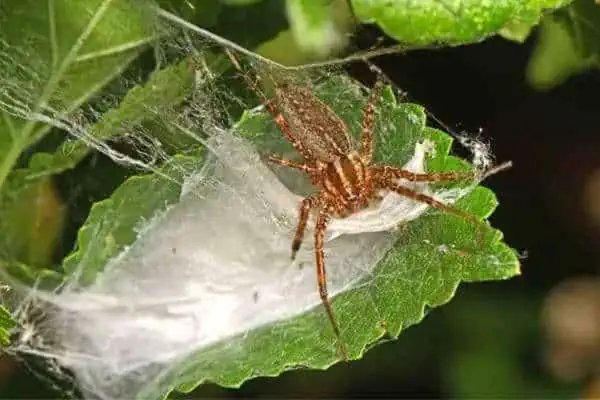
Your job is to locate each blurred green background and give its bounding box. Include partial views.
[1,0,600,398]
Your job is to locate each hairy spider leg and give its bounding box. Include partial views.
[272,113,314,161]
[291,195,317,260]
[373,161,513,245]
[268,155,316,174]
[373,165,480,183]
[481,161,513,179]
[360,80,384,164]
[314,210,348,359]
[376,175,488,244]
[225,49,314,161]
[373,160,513,183]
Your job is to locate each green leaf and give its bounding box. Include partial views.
[256,30,316,66]
[0,0,155,191]
[23,57,197,181]
[210,0,289,50]
[498,19,536,43]
[349,0,575,46]
[0,55,201,273]
[0,178,65,268]
[526,0,600,91]
[0,259,64,291]
[285,0,353,58]
[65,73,517,394]
[0,304,16,347]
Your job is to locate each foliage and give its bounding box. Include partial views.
[349,0,574,46]
[0,0,578,397]
[527,0,600,90]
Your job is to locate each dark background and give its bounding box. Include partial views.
[2,11,600,400]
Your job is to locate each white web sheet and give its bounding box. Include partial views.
[33,130,469,399]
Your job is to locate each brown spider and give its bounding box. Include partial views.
[227,52,510,358]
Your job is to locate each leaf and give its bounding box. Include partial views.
[526,0,600,91]
[256,30,317,66]
[284,0,353,58]
[349,0,575,46]
[0,259,64,291]
[62,73,518,394]
[22,57,197,181]
[210,0,289,50]
[0,0,155,191]
[0,1,167,278]
[0,178,65,268]
[0,55,202,275]
[0,304,16,347]
[498,19,537,43]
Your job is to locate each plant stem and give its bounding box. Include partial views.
[0,138,25,192]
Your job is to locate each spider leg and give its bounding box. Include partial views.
[373,166,479,183]
[481,161,513,179]
[225,49,313,160]
[378,178,487,244]
[268,155,316,174]
[360,80,384,164]
[291,195,318,260]
[373,161,513,183]
[272,113,314,160]
[314,210,348,360]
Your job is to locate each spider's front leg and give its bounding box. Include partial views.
[372,161,513,184]
[375,174,488,243]
[373,166,480,183]
[359,81,383,164]
[225,49,313,161]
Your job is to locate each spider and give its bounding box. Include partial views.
[226,52,510,358]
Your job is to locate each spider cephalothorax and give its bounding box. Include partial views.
[227,53,510,359]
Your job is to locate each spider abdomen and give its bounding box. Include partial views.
[322,151,370,214]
